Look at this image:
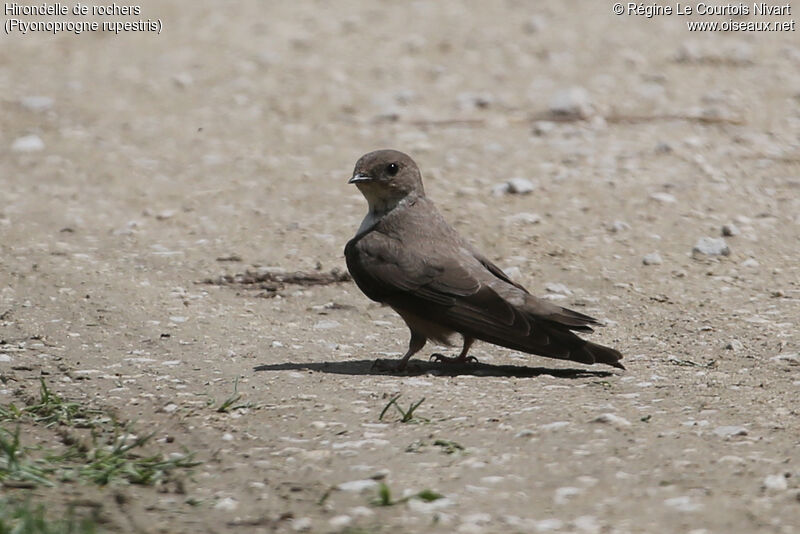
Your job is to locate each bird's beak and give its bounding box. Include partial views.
[348,172,372,184]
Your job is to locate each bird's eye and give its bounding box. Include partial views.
[385,163,399,176]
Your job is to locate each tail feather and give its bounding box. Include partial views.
[581,341,625,369]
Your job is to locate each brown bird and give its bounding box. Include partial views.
[344,149,624,371]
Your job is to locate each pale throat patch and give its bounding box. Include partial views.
[357,195,413,234]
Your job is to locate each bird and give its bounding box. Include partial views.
[344,149,624,371]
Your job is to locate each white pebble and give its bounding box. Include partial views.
[573,515,602,533]
[740,258,759,268]
[763,474,788,492]
[349,506,374,517]
[313,320,341,330]
[664,496,702,512]
[504,212,542,225]
[534,518,564,532]
[336,479,378,492]
[650,192,677,203]
[545,283,572,296]
[213,497,238,511]
[642,253,663,266]
[20,96,54,111]
[328,515,352,528]
[693,237,730,256]
[11,134,45,152]
[609,220,631,233]
[554,486,582,505]
[713,425,747,438]
[549,87,593,118]
[507,177,536,194]
[292,517,312,531]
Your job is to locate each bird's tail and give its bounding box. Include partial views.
[578,340,625,370]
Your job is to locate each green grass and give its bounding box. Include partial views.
[0,498,100,534]
[432,439,464,455]
[0,379,108,429]
[0,426,53,487]
[378,395,427,423]
[0,380,199,488]
[214,377,257,413]
[371,482,443,507]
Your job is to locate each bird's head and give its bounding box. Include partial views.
[349,150,425,214]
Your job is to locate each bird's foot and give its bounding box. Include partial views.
[429,353,479,365]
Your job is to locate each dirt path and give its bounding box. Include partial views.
[2,2,798,532]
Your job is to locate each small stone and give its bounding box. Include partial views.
[591,413,631,428]
[693,237,730,256]
[337,479,379,492]
[523,15,546,33]
[20,96,54,111]
[503,266,521,280]
[545,283,572,296]
[11,134,45,152]
[549,87,593,119]
[713,425,747,438]
[506,178,537,195]
[655,142,673,154]
[642,253,663,266]
[172,72,194,88]
[213,497,238,511]
[721,224,740,237]
[664,496,702,512]
[329,515,352,528]
[532,121,556,136]
[156,210,176,220]
[740,258,759,268]
[313,320,341,330]
[573,516,602,533]
[608,220,631,233]
[534,518,564,532]
[350,506,374,517]
[725,340,744,351]
[0,354,11,363]
[554,486,582,505]
[763,474,788,492]
[292,517,312,532]
[650,192,676,203]
[515,429,535,438]
[504,212,542,225]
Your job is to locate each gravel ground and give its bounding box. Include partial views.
[2,1,799,533]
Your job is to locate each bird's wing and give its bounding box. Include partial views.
[347,229,623,368]
[346,230,540,341]
[471,249,599,332]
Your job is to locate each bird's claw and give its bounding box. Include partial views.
[429,353,479,365]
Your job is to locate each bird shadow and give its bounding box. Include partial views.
[253,358,615,379]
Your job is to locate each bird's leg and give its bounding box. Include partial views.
[430,336,479,365]
[373,331,426,372]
